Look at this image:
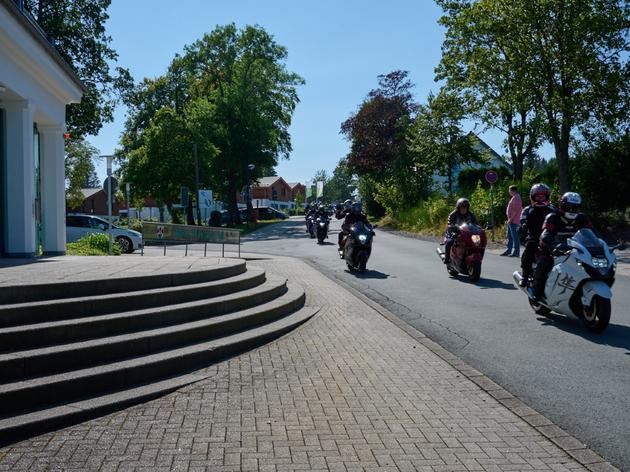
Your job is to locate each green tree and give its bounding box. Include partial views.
[435,0,630,193]
[324,159,356,203]
[65,138,101,208]
[181,24,304,224]
[122,101,218,221]
[435,0,542,181]
[410,90,482,194]
[24,0,132,137]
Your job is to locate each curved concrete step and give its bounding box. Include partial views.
[0,267,267,331]
[0,277,290,380]
[0,259,246,305]
[0,285,307,414]
[0,305,318,447]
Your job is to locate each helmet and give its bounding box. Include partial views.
[456,198,470,210]
[529,183,550,205]
[343,199,352,210]
[560,192,581,220]
[351,202,362,214]
[318,204,325,211]
[305,204,311,210]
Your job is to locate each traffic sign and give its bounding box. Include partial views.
[103,176,119,196]
[485,170,499,185]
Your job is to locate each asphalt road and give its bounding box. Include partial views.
[148,217,630,469]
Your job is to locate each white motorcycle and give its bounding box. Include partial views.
[513,229,626,333]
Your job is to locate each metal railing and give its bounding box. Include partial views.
[140,222,241,258]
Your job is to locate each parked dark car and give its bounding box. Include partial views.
[255,207,288,220]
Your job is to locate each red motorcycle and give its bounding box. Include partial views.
[436,223,488,282]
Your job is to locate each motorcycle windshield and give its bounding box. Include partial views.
[572,229,604,252]
[351,222,369,236]
[461,223,483,234]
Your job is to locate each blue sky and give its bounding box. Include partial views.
[88,0,545,184]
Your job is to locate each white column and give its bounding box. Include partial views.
[39,124,65,255]
[3,100,36,257]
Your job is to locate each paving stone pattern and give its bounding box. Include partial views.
[0,256,591,471]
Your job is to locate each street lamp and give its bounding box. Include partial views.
[245,164,255,226]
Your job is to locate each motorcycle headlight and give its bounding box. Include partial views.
[471,235,481,246]
[358,234,368,243]
[592,257,609,269]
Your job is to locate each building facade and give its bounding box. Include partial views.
[0,0,84,256]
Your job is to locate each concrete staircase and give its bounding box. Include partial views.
[0,259,316,445]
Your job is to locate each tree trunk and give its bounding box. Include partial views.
[556,123,571,194]
[186,199,195,225]
[227,181,240,227]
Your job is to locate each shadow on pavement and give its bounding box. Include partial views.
[474,278,518,290]
[350,269,390,279]
[537,314,630,352]
[243,220,311,242]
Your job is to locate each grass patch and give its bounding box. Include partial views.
[66,233,121,256]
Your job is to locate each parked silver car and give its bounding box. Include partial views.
[66,214,143,253]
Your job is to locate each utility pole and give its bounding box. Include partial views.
[106,156,113,255]
[193,143,201,225]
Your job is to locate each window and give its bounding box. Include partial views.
[66,216,90,228]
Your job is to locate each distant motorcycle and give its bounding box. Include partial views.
[316,215,329,244]
[306,215,315,238]
[436,223,487,282]
[343,222,375,273]
[513,229,625,333]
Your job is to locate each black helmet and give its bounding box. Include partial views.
[343,199,352,210]
[456,198,470,210]
[530,183,551,205]
[560,192,581,220]
[351,202,362,214]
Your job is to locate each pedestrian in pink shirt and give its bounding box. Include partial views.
[501,185,523,257]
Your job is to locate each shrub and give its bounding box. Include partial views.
[66,233,121,256]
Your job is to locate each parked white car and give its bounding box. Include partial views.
[66,214,143,253]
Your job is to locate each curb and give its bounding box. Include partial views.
[300,257,620,472]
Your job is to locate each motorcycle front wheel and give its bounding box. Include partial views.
[468,261,482,282]
[581,296,611,333]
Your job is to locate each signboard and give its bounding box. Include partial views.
[199,190,213,208]
[142,222,240,244]
[316,181,324,198]
[103,176,119,196]
[485,170,499,185]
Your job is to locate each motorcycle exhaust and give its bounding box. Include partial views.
[512,271,525,292]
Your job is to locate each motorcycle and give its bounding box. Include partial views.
[436,223,487,282]
[306,215,315,239]
[513,228,625,333]
[342,222,375,273]
[316,215,329,244]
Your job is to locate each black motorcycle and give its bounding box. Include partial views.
[316,215,329,244]
[343,222,375,273]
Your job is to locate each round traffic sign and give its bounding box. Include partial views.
[485,170,499,185]
[103,176,119,196]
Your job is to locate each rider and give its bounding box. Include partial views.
[339,202,371,254]
[518,183,555,287]
[304,204,315,233]
[315,203,329,221]
[443,198,478,265]
[335,199,353,250]
[532,192,593,300]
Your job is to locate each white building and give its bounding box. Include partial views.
[0,0,84,257]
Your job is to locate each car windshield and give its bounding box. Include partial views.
[572,229,603,250]
[94,218,118,230]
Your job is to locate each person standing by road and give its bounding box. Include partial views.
[501,185,522,257]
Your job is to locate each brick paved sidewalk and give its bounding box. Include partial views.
[0,255,614,471]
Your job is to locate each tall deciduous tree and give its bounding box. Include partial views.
[24,0,132,137]
[324,159,356,203]
[181,24,304,224]
[410,90,482,194]
[435,0,630,193]
[435,0,542,181]
[65,138,101,208]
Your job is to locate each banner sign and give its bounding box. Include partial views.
[316,181,324,198]
[199,189,213,208]
[143,222,240,244]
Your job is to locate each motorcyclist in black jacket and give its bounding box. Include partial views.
[518,183,555,287]
[335,199,352,251]
[532,192,594,300]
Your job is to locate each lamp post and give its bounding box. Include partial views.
[100,155,115,255]
[246,164,255,226]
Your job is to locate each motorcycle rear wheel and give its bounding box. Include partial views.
[468,261,482,282]
[581,296,611,333]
